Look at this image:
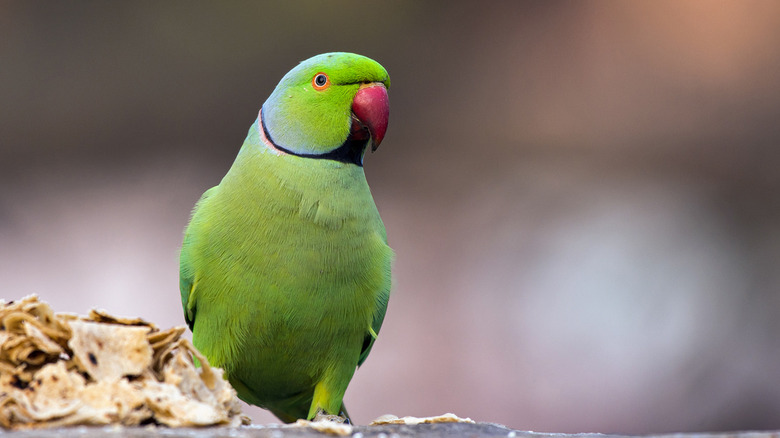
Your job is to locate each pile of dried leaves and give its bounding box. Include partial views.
[0,295,246,429]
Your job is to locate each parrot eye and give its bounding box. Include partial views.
[312,73,330,90]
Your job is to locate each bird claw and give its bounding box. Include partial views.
[312,408,350,424]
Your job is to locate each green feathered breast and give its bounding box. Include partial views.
[179,53,392,423]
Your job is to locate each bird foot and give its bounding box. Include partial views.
[312,408,350,424]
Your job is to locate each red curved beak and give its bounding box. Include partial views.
[351,82,389,152]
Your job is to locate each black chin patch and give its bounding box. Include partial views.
[261,110,368,167]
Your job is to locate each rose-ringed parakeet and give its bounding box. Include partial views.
[179,53,392,423]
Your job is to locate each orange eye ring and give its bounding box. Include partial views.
[312,72,330,91]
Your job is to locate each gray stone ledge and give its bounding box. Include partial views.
[2,424,780,438]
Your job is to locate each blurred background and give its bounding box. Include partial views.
[2,0,780,433]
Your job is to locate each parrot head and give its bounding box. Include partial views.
[260,52,390,166]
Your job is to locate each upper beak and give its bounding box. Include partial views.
[351,82,389,152]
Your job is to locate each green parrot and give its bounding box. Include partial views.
[179,53,392,423]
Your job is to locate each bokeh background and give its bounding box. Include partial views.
[2,0,780,433]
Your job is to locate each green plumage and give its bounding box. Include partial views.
[179,53,392,423]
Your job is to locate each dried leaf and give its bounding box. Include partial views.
[1,295,244,429]
[148,326,185,351]
[67,320,152,381]
[370,413,475,425]
[87,309,156,329]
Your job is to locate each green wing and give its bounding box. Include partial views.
[179,186,218,331]
[358,277,390,367]
[179,267,196,331]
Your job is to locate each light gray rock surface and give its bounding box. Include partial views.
[2,424,780,438]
